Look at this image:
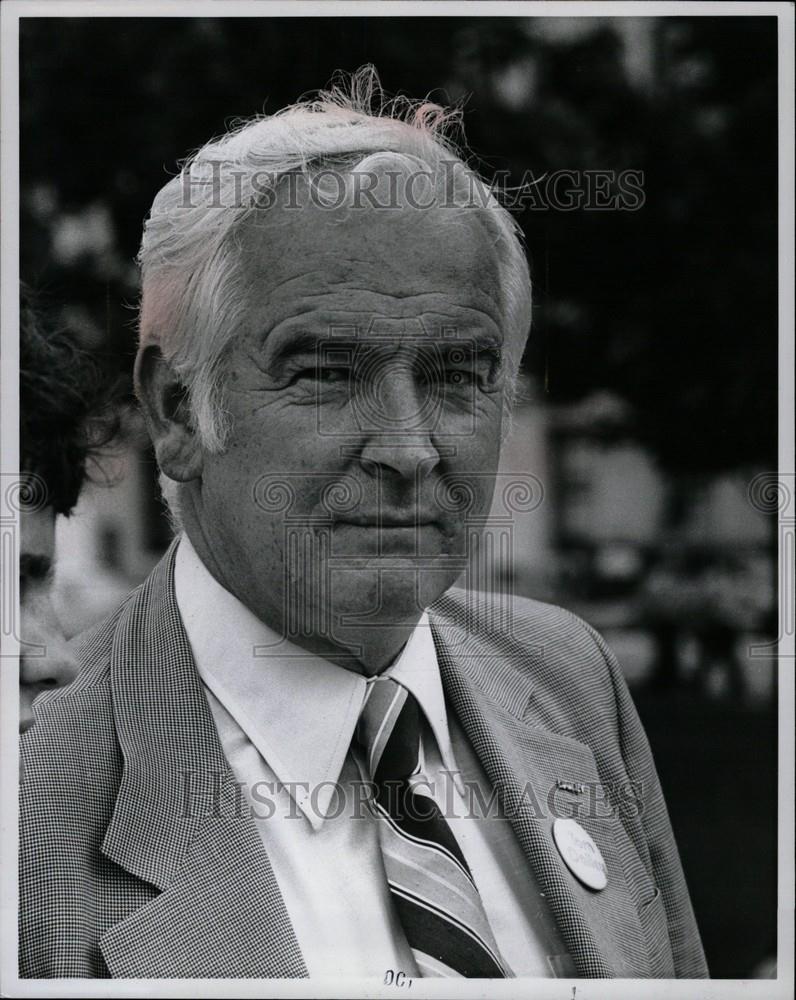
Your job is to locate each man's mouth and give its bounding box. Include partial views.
[334,517,439,528]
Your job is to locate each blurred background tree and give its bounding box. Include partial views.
[20,16,777,480]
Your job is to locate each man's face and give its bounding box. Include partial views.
[19,505,79,732]
[190,187,509,666]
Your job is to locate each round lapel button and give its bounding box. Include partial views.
[552,818,608,891]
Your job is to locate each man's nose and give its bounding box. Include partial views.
[358,363,442,480]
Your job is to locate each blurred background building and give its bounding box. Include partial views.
[19,14,779,978]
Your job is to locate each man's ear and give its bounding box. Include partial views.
[134,345,203,482]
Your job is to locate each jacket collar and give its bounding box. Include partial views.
[100,539,307,977]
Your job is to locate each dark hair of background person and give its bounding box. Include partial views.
[19,285,122,514]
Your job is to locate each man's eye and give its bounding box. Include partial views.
[419,368,476,388]
[443,369,476,387]
[319,367,351,383]
[291,366,351,385]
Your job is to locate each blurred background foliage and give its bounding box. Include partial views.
[20,15,777,479]
[19,15,780,979]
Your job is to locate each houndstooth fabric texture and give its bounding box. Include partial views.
[429,590,708,979]
[19,541,707,979]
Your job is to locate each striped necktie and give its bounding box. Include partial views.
[357,676,511,979]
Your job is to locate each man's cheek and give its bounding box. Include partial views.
[259,517,289,568]
[440,397,503,456]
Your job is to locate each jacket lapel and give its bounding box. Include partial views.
[429,606,654,979]
[99,541,307,978]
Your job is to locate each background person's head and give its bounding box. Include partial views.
[19,287,119,731]
[135,68,533,673]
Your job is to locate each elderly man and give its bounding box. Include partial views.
[20,72,708,981]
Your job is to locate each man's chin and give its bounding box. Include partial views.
[327,564,460,627]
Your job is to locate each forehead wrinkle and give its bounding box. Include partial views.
[258,315,504,372]
[236,200,507,353]
[260,297,504,346]
[240,199,501,284]
[252,277,503,323]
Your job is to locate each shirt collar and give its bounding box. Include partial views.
[173,533,452,828]
[174,533,366,830]
[384,612,458,778]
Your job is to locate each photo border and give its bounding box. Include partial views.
[2,3,793,998]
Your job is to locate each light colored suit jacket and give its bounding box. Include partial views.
[19,541,708,979]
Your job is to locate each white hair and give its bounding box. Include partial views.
[138,66,532,514]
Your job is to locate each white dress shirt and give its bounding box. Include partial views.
[174,533,570,979]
